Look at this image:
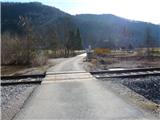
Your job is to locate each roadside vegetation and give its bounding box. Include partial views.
[88,47,160,70]
[1,16,83,75]
[84,25,160,75]
[87,25,160,70]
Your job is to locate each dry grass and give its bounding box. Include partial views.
[138,102,159,112]
[94,48,111,56]
[131,94,160,114]
[1,66,28,75]
[92,49,160,69]
[1,60,55,76]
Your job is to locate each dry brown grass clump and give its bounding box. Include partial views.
[94,48,111,56]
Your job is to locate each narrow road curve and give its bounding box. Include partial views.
[47,54,86,72]
[13,54,157,120]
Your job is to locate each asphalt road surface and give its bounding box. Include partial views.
[13,54,157,120]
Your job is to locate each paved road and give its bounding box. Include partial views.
[47,54,86,72]
[13,54,157,120]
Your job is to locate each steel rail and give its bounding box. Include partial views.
[1,73,45,86]
[90,67,160,74]
[1,73,46,80]
[95,72,160,79]
[1,80,42,86]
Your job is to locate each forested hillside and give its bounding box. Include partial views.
[1,2,82,65]
[2,2,160,49]
[1,2,75,49]
[74,14,160,48]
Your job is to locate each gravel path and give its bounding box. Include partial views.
[1,84,38,120]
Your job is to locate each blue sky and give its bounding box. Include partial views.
[1,0,160,24]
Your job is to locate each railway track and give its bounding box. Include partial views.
[1,67,160,86]
[90,67,160,79]
[1,73,45,86]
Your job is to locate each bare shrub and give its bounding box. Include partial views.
[1,32,48,66]
[1,32,29,65]
[30,51,48,67]
[94,48,111,56]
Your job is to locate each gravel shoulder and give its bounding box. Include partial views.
[99,78,160,117]
[1,84,38,120]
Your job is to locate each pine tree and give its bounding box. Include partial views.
[75,28,83,50]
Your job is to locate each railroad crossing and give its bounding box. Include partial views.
[12,54,158,120]
[42,71,95,84]
[1,67,160,86]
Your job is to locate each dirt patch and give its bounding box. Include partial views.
[1,58,68,76]
[89,53,160,70]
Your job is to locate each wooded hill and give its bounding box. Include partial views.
[2,2,160,49]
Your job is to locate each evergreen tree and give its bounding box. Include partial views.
[75,28,83,50]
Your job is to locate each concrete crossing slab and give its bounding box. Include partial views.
[42,71,95,84]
